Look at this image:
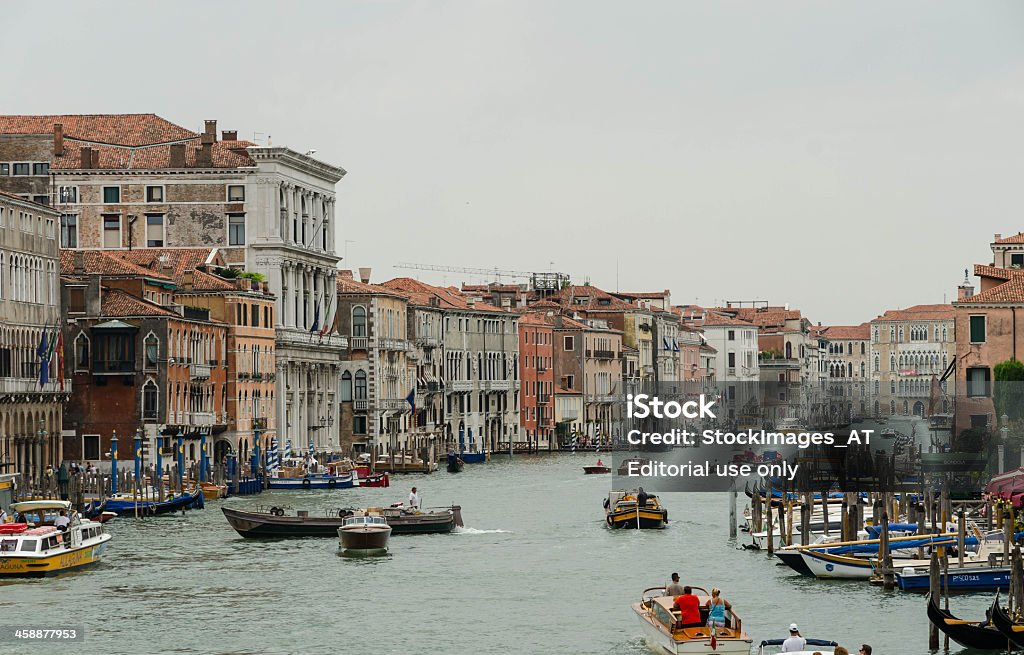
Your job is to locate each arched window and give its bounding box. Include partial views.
[142,380,159,419]
[354,370,367,400]
[785,342,792,359]
[74,332,90,370]
[860,362,865,378]
[351,306,366,337]
[144,332,159,370]
[890,354,896,371]
[874,354,880,372]
[890,400,896,415]
[341,371,352,401]
[848,362,853,377]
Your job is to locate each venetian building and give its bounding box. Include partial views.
[0,193,68,484]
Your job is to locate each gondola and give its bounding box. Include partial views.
[446,453,464,473]
[990,592,1024,649]
[926,594,1006,650]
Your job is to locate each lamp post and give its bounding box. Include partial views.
[37,428,47,489]
[999,413,1010,474]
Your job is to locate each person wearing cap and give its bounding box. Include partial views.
[781,623,806,652]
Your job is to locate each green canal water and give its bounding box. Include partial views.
[1,453,989,654]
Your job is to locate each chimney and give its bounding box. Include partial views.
[501,297,511,309]
[169,143,187,167]
[358,267,372,284]
[429,296,440,308]
[203,120,217,143]
[196,142,212,167]
[54,123,64,156]
[80,146,93,169]
[262,281,270,294]
[181,270,194,291]
[222,130,237,141]
[995,233,1003,242]
[74,251,85,274]
[339,270,353,279]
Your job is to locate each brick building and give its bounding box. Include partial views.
[518,311,555,450]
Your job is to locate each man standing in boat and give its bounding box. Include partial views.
[666,572,684,596]
[408,487,420,511]
[781,624,806,652]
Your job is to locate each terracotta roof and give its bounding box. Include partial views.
[100,288,177,317]
[59,250,173,280]
[975,264,1013,281]
[51,138,255,170]
[547,285,639,311]
[555,387,579,395]
[994,233,1024,245]
[528,299,562,310]
[708,306,803,329]
[958,269,1024,304]
[111,248,247,292]
[612,291,670,300]
[873,304,954,321]
[337,275,409,299]
[700,313,756,327]
[820,324,870,340]
[518,312,556,327]
[0,114,196,146]
[380,278,507,313]
[461,283,521,293]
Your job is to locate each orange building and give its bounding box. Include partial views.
[518,311,555,450]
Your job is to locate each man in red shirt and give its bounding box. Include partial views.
[674,586,702,628]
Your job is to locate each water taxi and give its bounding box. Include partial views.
[0,500,111,577]
[606,490,668,529]
[338,512,391,555]
[632,586,752,654]
[757,637,839,655]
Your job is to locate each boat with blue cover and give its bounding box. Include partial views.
[266,471,357,490]
[897,565,1012,592]
[104,485,205,516]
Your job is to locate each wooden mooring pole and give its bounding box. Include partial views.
[728,480,737,541]
[928,550,940,649]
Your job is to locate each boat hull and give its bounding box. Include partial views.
[633,605,751,654]
[774,549,814,576]
[338,526,391,554]
[458,452,486,464]
[105,487,205,516]
[266,474,356,490]
[0,539,109,578]
[800,550,875,580]
[359,473,390,488]
[584,466,611,474]
[222,506,461,538]
[608,508,668,529]
[927,597,1007,650]
[897,566,1011,592]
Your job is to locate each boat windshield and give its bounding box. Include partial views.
[758,638,837,655]
[343,515,387,526]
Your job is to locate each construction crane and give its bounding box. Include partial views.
[394,262,570,293]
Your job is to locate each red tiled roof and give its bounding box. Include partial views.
[547,285,639,311]
[975,264,1013,281]
[820,324,870,340]
[518,312,556,327]
[958,269,1024,304]
[0,114,196,146]
[51,138,255,170]
[59,250,173,280]
[100,288,177,317]
[994,233,1024,245]
[337,275,409,299]
[380,278,507,313]
[113,248,244,292]
[612,291,670,300]
[700,313,756,327]
[874,304,953,321]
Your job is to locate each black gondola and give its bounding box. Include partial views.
[446,453,464,473]
[926,594,1006,650]
[990,592,1024,649]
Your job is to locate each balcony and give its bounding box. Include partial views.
[591,349,616,359]
[416,336,440,348]
[379,398,410,411]
[450,380,472,392]
[189,412,215,426]
[190,363,212,379]
[350,336,369,351]
[0,377,71,394]
[354,399,369,411]
[277,328,346,350]
[380,338,410,351]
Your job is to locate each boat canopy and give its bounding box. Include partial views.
[11,500,72,512]
[821,535,978,555]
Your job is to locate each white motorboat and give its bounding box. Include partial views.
[632,586,752,654]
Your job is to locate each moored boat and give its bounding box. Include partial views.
[201,481,227,501]
[222,504,463,538]
[105,485,205,516]
[926,595,1005,650]
[606,490,668,529]
[897,564,1011,592]
[266,471,357,490]
[632,586,752,654]
[338,513,391,555]
[360,472,390,488]
[447,453,465,473]
[0,500,111,578]
[990,592,1024,648]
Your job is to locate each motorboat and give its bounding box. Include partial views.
[222,504,462,538]
[0,500,111,577]
[584,460,611,474]
[757,637,839,655]
[617,457,651,476]
[632,585,752,654]
[926,595,1005,650]
[338,512,391,555]
[359,472,390,488]
[266,471,357,490]
[605,490,668,529]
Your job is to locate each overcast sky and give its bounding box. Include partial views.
[6,1,1024,324]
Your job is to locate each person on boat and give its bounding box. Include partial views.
[54,510,71,532]
[705,588,731,627]
[637,487,649,508]
[408,487,420,510]
[858,645,871,655]
[0,508,7,524]
[781,624,806,652]
[596,458,604,467]
[665,572,684,596]
[674,586,702,629]
[833,647,849,655]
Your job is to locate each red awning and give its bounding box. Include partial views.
[985,467,1024,499]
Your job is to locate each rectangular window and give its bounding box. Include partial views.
[102,214,121,248]
[0,163,8,175]
[967,367,991,397]
[727,352,736,367]
[228,213,245,246]
[727,330,735,341]
[251,305,259,328]
[102,186,120,203]
[58,186,78,203]
[146,186,164,203]
[12,163,29,176]
[32,163,48,176]
[1013,253,1024,267]
[33,195,49,206]
[83,435,100,461]
[563,336,574,351]
[969,315,986,343]
[353,416,367,435]
[227,185,245,202]
[145,214,164,247]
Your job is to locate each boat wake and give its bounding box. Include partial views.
[453,527,511,535]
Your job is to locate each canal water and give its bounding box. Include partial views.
[2,453,988,654]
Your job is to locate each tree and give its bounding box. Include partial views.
[994,357,1024,422]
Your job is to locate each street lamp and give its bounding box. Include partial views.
[999,413,1010,474]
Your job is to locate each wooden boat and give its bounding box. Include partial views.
[266,471,356,490]
[926,595,1005,650]
[617,458,651,476]
[447,453,465,473]
[0,500,111,578]
[338,513,391,554]
[359,472,390,488]
[632,586,752,654]
[105,485,205,516]
[990,592,1024,648]
[584,461,611,474]
[897,564,1011,592]
[605,490,668,529]
[201,482,227,501]
[222,504,463,538]
[758,637,839,654]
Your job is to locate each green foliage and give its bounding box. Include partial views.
[953,427,987,453]
[214,267,240,279]
[759,349,784,360]
[994,358,1024,422]
[238,272,265,282]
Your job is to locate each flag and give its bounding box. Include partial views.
[710,623,717,650]
[36,330,49,387]
[56,328,65,391]
[309,302,320,334]
[406,388,416,416]
[319,293,333,337]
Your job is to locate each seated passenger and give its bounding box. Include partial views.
[674,586,702,629]
[54,510,71,532]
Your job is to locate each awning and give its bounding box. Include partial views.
[985,468,1024,505]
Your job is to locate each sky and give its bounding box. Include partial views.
[5,1,1024,325]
